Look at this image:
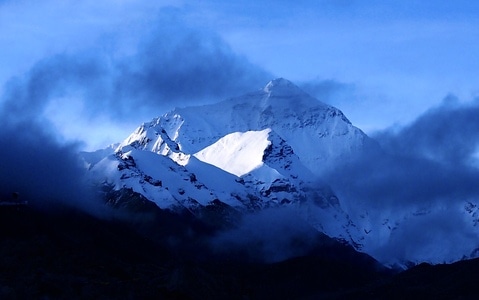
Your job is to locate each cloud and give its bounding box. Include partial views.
[0,8,271,150]
[0,7,271,212]
[209,207,318,263]
[371,207,479,264]
[321,97,479,263]
[377,96,479,167]
[324,97,479,210]
[1,9,270,122]
[115,12,271,110]
[0,120,101,213]
[0,53,96,210]
[1,53,108,123]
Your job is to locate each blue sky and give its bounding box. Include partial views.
[1,0,479,149]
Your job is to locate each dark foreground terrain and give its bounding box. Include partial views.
[1,204,478,299]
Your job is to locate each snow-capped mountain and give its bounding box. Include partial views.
[147,78,370,176]
[83,78,479,266]
[85,78,366,246]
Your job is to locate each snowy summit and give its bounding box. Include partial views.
[82,78,479,267]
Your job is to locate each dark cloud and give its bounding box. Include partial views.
[376,96,479,167]
[0,54,93,209]
[324,97,479,209]
[1,10,271,125]
[121,19,270,107]
[0,121,101,213]
[2,53,107,123]
[209,207,318,263]
[320,97,479,263]
[0,9,270,213]
[115,16,270,110]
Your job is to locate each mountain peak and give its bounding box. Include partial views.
[264,78,294,89]
[263,78,304,97]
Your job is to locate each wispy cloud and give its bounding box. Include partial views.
[209,207,318,263]
[0,8,271,148]
[0,120,99,213]
[326,97,479,209]
[0,7,270,209]
[323,97,479,262]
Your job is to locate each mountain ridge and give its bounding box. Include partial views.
[83,78,479,267]
[85,78,367,252]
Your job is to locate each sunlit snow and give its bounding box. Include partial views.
[194,129,272,177]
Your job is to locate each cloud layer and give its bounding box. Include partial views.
[3,10,269,118]
[209,207,318,263]
[0,9,270,211]
[326,98,479,210]
[0,9,271,149]
[0,119,99,213]
[322,97,479,263]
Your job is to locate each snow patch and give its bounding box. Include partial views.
[194,129,272,177]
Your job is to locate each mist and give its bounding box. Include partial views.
[0,9,270,150]
[372,206,478,264]
[0,120,102,213]
[326,97,479,209]
[0,9,270,212]
[322,97,479,263]
[209,207,319,263]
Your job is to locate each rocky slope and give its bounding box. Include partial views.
[83,78,479,266]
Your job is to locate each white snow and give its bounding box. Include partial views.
[193,129,272,177]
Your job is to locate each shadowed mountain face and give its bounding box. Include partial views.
[2,205,479,299]
[0,204,388,299]
[341,259,479,300]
